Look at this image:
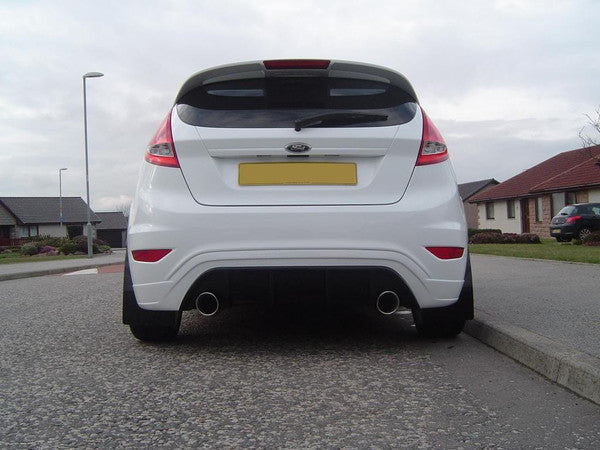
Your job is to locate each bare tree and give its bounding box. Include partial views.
[578,105,600,147]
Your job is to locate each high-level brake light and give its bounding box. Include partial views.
[145,108,180,168]
[263,59,330,70]
[416,109,449,166]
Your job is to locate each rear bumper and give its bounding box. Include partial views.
[127,160,468,311]
[549,224,577,238]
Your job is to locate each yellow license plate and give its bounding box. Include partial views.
[239,162,357,186]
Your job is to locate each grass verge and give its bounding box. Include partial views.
[469,238,600,264]
[0,253,85,265]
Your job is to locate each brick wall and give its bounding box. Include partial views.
[463,201,479,229]
[528,195,552,238]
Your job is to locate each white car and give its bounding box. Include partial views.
[123,59,473,341]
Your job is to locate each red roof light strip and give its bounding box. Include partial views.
[263,59,330,70]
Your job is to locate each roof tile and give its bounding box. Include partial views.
[470,145,600,202]
[0,197,99,224]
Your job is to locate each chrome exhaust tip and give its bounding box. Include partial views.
[376,291,400,315]
[195,292,219,316]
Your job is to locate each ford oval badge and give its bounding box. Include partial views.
[285,143,311,153]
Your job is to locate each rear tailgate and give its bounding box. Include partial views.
[171,60,423,206]
[172,115,422,206]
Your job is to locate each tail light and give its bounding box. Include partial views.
[145,108,180,168]
[131,249,172,262]
[416,109,448,166]
[426,247,464,260]
[566,215,582,224]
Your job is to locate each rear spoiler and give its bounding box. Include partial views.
[174,60,419,104]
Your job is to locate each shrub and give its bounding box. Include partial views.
[582,231,600,246]
[58,241,79,255]
[470,232,503,244]
[518,233,541,244]
[20,242,41,255]
[39,245,57,254]
[468,228,502,238]
[95,237,109,247]
[98,245,112,253]
[71,235,106,254]
[469,232,541,244]
[39,236,68,247]
[26,235,61,245]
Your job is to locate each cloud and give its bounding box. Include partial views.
[1,0,599,201]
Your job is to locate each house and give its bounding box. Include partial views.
[458,179,499,229]
[469,145,600,237]
[95,211,128,248]
[0,197,100,245]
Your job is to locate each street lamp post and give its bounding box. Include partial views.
[59,168,68,232]
[83,71,103,258]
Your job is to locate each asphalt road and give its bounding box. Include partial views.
[1,272,599,448]
[472,254,600,359]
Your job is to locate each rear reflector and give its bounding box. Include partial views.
[264,59,330,70]
[131,249,172,262]
[426,247,464,260]
[145,108,180,168]
[416,109,448,166]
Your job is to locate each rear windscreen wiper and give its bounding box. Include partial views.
[294,112,388,131]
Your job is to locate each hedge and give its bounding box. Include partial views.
[469,232,541,244]
[583,231,600,247]
[468,228,502,238]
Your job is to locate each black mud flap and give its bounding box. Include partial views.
[122,255,181,327]
[454,253,474,320]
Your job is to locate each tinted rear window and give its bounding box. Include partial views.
[558,206,576,215]
[177,77,417,128]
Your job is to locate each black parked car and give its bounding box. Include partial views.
[549,202,600,242]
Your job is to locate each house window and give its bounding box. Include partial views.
[535,197,543,222]
[507,200,515,219]
[485,202,495,220]
[551,192,566,216]
[566,192,577,205]
[27,225,39,237]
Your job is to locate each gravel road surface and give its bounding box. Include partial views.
[1,272,599,448]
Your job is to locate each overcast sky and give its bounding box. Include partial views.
[2,0,599,211]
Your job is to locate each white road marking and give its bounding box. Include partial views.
[63,268,99,276]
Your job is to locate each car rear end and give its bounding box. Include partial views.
[550,203,600,241]
[124,59,472,341]
[550,206,579,240]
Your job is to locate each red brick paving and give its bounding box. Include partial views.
[98,264,124,274]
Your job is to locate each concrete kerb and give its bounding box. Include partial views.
[0,261,124,282]
[464,309,600,406]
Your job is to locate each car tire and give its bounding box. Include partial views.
[578,227,591,241]
[413,307,466,338]
[129,319,181,342]
[556,237,571,243]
